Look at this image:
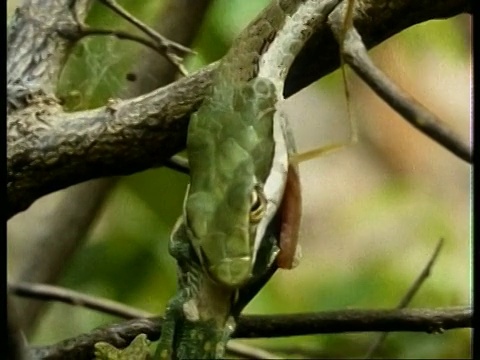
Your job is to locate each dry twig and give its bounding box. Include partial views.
[364,239,445,357]
[98,0,193,74]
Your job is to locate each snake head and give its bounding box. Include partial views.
[184,77,279,288]
[184,180,267,287]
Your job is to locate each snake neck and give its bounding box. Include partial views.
[217,0,341,97]
[215,1,298,85]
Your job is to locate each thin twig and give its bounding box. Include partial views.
[98,0,192,52]
[328,10,472,163]
[75,27,178,58]
[98,0,193,74]
[8,282,152,320]
[364,238,445,358]
[28,307,472,359]
[395,239,445,308]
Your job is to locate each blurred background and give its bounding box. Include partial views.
[7,0,471,358]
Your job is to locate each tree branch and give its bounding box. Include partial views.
[28,307,472,359]
[7,0,92,112]
[7,0,470,218]
[328,9,471,162]
[9,282,152,320]
[234,307,472,338]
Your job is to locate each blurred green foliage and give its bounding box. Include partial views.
[28,0,471,358]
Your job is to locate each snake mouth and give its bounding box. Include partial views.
[207,257,253,288]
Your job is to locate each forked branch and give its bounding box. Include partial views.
[329,6,471,162]
[7,0,471,218]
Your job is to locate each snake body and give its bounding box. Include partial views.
[185,0,340,288]
[156,1,342,358]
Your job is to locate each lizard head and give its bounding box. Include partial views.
[183,77,279,288]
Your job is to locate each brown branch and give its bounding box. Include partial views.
[7,0,470,218]
[74,26,180,57]
[28,307,472,359]
[9,282,152,320]
[97,0,193,74]
[7,0,92,112]
[328,8,471,163]
[98,0,194,56]
[12,279,469,356]
[234,307,472,338]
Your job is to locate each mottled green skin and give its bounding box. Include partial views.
[185,77,277,287]
[95,334,151,360]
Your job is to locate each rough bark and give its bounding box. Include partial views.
[7,0,471,218]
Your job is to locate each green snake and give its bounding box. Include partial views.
[186,0,342,288]
[95,1,343,359]
[165,0,343,358]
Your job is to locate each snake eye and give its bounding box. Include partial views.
[250,186,266,223]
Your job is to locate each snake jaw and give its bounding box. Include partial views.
[207,256,253,288]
